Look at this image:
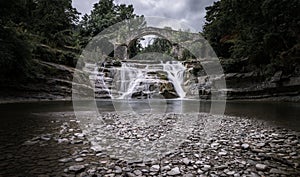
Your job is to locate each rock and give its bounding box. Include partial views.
[71,140,83,144]
[68,165,85,173]
[255,164,267,171]
[225,170,235,175]
[241,143,249,149]
[74,133,85,138]
[167,167,181,176]
[250,172,260,177]
[202,165,211,171]
[57,138,69,143]
[91,145,102,152]
[133,170,142,176]
[126,172,136,177]
[58,158,72,163]
[23,140,39,146]
[114,166,122,174]
[182,158,191,165]
[218,151,227,156]
[269,168,287,175]
[256,142,265,147]
[162,165,171,171]
[150,165,160,172]
[214,165,227,170]
[270,71,282,83]
[75,158,84,162]
[197,169,204,174]
[40,134,51,141]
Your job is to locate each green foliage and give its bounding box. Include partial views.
[142,38,172,54]
[128,38,143,58]
[181,48,196,61]
[79,0,139,38]
[0,26,32,80]
[203,0,300,70]
[0,0,82,83]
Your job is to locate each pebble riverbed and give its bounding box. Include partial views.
[0,112,299,177]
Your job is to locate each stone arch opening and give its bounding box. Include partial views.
[126,32,174,60]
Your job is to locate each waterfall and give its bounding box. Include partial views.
[83,60,187,99]
[116,60,186,99]
[83,63,112,99]
[162,61,186,98]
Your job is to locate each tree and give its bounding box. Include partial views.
[142,37,172,54]
[203,0,300,69]
[79,0,140,38]
[32,0,80,47]
[0,0,82,81]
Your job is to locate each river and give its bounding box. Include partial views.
[0,100,299,131]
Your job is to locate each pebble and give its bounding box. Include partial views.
[269,168,287,174]
[255,164,267,171]
[182,158,191,165]
[133,169,142,176]
[150,165,160,172]
[68,165,85,172]
[225,170,235,175]
[167,167,181,176]
[218,151,227,156]
[114,166,122,174]
[202,165,211,171]
[241,143,250,149]
[75,158,84,162]
[2,112,300,177]
[58,158,72,163]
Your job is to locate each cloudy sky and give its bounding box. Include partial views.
[72,0,216,32]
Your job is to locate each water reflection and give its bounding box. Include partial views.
[0,100,299,131]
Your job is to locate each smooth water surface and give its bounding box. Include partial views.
[0,100,299,131]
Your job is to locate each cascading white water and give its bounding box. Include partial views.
[83,63,112,99]
[84,60,187,99]
[115,60,186,99]
[162,61,186,98]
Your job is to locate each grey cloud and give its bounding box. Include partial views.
[72,0,216,31]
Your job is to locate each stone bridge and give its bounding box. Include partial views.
[113,27,213,60]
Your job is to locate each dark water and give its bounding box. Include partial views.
[0,100,299,131]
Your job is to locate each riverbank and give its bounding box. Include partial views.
[0,95,299,105]
[0,111,299,176]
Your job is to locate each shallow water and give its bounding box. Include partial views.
[0,100,299,131]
